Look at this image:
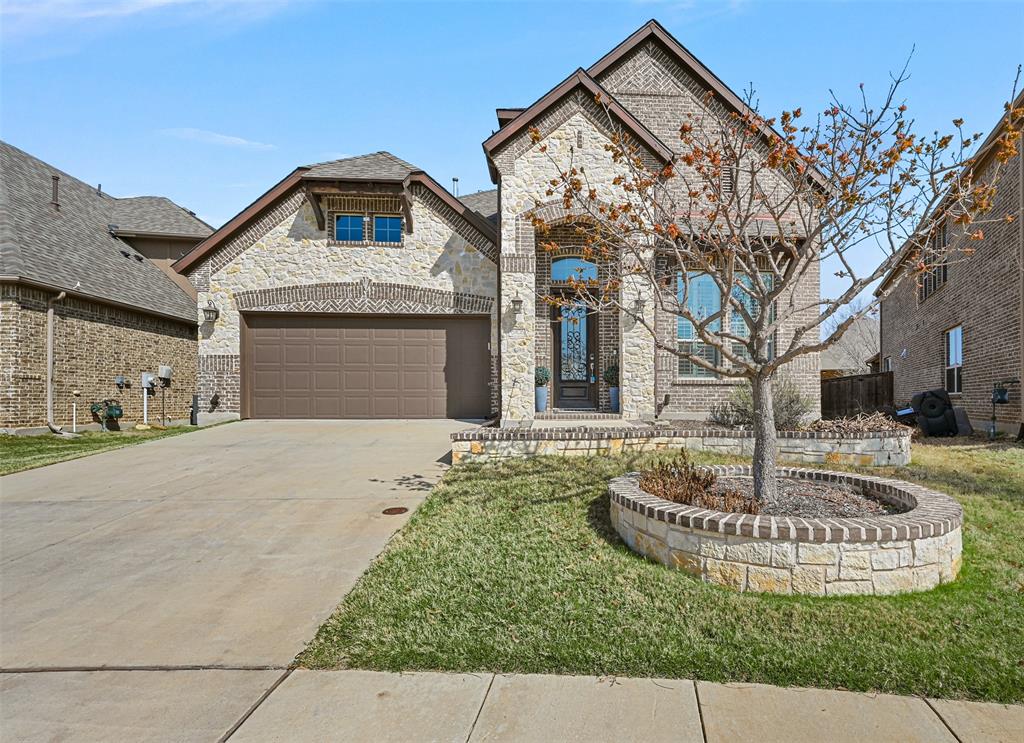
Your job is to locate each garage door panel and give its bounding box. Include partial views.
[245,314,489,419]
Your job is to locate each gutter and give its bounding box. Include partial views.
[1019,144,1023,432]
[0,275,197,326]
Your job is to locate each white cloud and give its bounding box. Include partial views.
[160,127,275,151]
[1,0,294,42]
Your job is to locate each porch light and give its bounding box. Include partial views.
[510,297,524,316]
[633,298,646,315]
[202,300,219,323]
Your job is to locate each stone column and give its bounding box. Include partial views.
[620,268,656,420]
[499,256,536,423]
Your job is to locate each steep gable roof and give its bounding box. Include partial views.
[588,19,829,190]
[304,151,419,181]
[459,188,498,225]
[173,152,498,274]
[481,68,674,182]
[0,140,207,323]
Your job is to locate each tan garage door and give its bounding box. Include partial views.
[242,314,490,419]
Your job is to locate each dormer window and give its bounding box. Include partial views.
[373,216,402,243]
[335,214,364,242]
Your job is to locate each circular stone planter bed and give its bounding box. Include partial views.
[609,466,963,596]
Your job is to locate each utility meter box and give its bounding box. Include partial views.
[158,365,173,381]
[141,372,156,389]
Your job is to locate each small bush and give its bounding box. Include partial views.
[535,366,551,387]
[708,377,812,430]
[603,364,619,386]
[639,450,760,514]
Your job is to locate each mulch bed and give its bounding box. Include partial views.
[712,476,902,518]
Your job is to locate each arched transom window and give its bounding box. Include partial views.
[550,256,598,283]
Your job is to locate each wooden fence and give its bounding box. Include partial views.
[821,371,894,419]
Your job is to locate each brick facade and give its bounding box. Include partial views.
[879,147,1023,434]
[1,283,196,430]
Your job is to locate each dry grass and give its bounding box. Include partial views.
[638,450,760,514]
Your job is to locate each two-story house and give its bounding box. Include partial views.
[876,91,1024,436]
[174,20,821,424]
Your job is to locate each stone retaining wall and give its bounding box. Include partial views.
[609,466,963,596]
[451,427,911,467]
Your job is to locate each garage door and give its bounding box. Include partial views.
[242,314,490,419]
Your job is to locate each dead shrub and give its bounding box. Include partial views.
[638,450,760,515]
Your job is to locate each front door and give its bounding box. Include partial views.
[552,301,596,409]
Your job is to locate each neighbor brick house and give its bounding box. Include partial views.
[0,141,211,432]
[174,20,820,423]
[877,91,1024,435]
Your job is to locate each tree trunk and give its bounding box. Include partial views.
[750,373,779,507]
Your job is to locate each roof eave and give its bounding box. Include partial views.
[0,275,197,325]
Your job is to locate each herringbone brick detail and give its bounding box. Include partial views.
[234,280,493,315]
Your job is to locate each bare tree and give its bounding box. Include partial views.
[531,67,1021,505]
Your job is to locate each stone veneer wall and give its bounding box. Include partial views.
[491,96,661,421]
[450,426,911,467]
[609,466,963,596]
[186,185,498,416]
[0,283,196,430]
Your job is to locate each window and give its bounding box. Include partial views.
[729,273,775,363]
[551,256,598,283]
[944,325,963,393]
[373,215,402,243]
[918,222,949,302]
[677,271,721,377]
[883,356,893,372]
[334,214,364,242]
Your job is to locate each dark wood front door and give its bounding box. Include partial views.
[552,301,596,409]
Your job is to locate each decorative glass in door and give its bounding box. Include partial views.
[560,303,588,381]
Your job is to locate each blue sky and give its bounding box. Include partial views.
[2,1,1022,272]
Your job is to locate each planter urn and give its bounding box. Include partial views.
[536,386,549,412]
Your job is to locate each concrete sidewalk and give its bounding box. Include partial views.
[9,668,1013,742]
[227,671,1023,743]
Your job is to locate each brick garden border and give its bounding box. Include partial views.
[609,466,963,596]
[451,426,912,467]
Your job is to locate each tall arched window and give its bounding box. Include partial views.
[551,256,598,283]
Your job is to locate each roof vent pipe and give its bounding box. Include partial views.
[96,183,102,195]
[452,177,459,197]
[51,175,60,210]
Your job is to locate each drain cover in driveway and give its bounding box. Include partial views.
[382,507,409,515]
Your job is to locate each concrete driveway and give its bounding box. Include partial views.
[0,419,466,741]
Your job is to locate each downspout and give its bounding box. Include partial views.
[46,291,66,432]
[1018,146,1023,437]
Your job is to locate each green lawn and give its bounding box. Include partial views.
[300,439,1024,703]
[1,425,207,475]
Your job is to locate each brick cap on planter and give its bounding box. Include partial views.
[451,426,912,443]
[609,466,963,544]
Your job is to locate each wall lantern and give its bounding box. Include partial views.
[202,300,219,323]
[510,297,524,316]
[633,298,646,315]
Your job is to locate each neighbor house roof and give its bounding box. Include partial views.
[110,196,211,239]
[481,68,674,183]
[173,152,499,273]
[0,140,208,323]
[459,189,498,225]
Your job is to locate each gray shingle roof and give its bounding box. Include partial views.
[304,151,419,181]
[0,140,207,323]
[458,189,498,225]
[111,196,211,238]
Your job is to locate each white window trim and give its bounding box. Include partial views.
[944,326,963,394]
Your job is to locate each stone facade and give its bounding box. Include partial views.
[186,185,498,416]
[879,146,1023,434]
[488,42,820,424]
[450,426,911,467]
[1,283,197,431]
[609,467,963,596]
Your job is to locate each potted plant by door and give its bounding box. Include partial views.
[535,366,551,412]
[604,364,620,413]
